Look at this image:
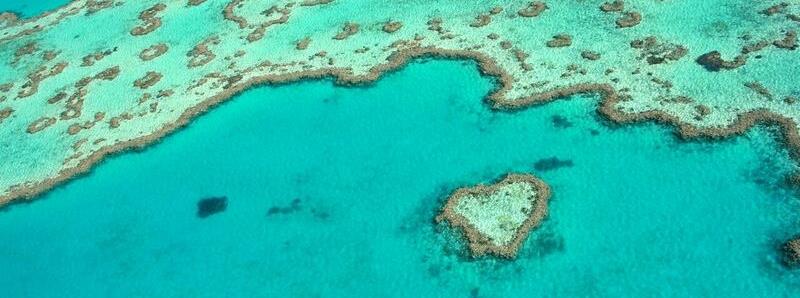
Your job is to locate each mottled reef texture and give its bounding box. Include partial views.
[436,173,551,258]
[0,0,799,207]
[783,236,800,267]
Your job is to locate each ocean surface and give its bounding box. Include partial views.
[1,59,800,297]
[0,0,67,18]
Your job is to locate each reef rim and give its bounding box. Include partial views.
[3,45,800,207]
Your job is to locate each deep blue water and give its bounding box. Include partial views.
[0,0,68,19]
[2,60,800,297]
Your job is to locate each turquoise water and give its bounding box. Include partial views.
[0,0,68,18]
[2,60,800,297]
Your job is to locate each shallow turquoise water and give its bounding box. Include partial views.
[0,0,68,18]
[1,60,800,297]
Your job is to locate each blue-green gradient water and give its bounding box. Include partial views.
[2,60,800,297]
[0,0,68,18]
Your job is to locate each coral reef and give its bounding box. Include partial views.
[0,0,799,214]
[436,173,551,258]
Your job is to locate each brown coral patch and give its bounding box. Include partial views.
[512,49,533,71]
[382,21,403,33]
[17,62,68,99]
[47,91,67,104]
[130,3,166,36]
[694,105,711,120]
[139,43,168,61]
[14,42,38,59]
[744,81,773,100]
[581,50,601,60]
[95,66,121,81]
[616,11,641,28]
[546,34,572,48]
[470,14,491,28]
[774,30,797,50]
[300,0,334,6]
[696,51,746,71]
[81,48,116,67]
[134,72,163,90]
[762,3,789,16]
[223,0,248,29]
[742,40,770,54]
[518,1,547,17]
[296,37,311,50]
[333,22,359,40]
[631,36,687,65]
[600,0,624,12]
[187,0,207,6]
[86,0,114,14]
[246,5,291,43]
[66,112,105,135]
[108,113,134,129]
[783,236,800,266]
[187,36,219,68]
[0,107,12,123]
[26,117,56,134]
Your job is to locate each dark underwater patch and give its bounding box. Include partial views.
[551,115,573,128]
[310,208,330,220]
[470,287,480,298]
[196,196,227,218]
[528,229,565,258]
[267,198,302,216]
[533,157,574,171]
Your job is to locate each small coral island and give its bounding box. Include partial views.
[437,173,551,258]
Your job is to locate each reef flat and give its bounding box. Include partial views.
[0,0,799,204]
[437,174,550,258]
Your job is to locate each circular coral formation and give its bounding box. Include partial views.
[139,43,168,61]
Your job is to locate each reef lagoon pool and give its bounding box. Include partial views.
[2,60,800,297]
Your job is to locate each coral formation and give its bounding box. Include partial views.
[518,1,548,17]
[783,236,800,266]
[437,173,551,258]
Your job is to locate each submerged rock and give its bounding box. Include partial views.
[267,198,302,216]
[534,157,574,171]
[197,196,227,218]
